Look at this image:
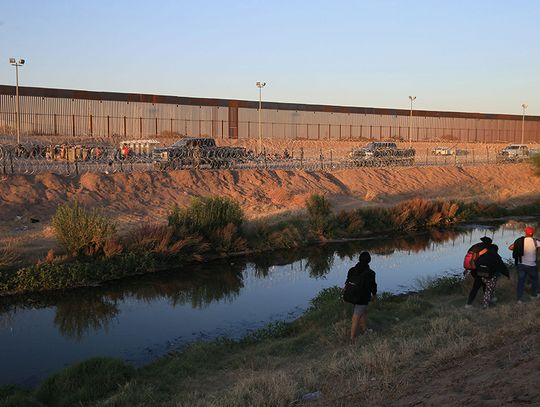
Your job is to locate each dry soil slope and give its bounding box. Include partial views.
[0,164,539,224]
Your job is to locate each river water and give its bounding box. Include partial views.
[0,221,531,387]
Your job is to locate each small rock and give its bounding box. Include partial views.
[302,391,321,401]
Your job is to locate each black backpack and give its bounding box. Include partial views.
[512,237,525,265]
[343,268,368,304]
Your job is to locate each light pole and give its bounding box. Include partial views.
[9,58,25,145]
[408,96,416,145]
[256,81,266,154]
[521,103,528,145]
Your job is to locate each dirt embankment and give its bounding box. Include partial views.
[0,163,539,262]
[1,164,539,225]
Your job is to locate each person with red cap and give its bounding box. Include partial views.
[509,226,540,303]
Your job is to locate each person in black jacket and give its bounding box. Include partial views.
[465,236,493,307]
[474,243,510,309]
[344,251,377,342]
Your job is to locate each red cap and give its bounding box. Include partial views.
[525,226,535,236]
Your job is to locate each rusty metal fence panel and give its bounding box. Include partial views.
[1,85,540,145]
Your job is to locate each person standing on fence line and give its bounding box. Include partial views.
[343,251,377,343]
[121,144,130,159]
[509,226,540,303]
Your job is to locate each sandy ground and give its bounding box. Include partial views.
[326,329,540,407]
[383,329,540,407]
[1,163,539,262]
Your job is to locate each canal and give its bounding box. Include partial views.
[0,221,528,387]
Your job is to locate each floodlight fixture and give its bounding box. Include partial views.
[256,81,267,153]
[521,103,528,144]
[408,96,417,145]
[8,57,26,143]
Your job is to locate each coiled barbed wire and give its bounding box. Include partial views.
[0,141,520,176]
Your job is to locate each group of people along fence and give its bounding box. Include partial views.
[342,227,540,343]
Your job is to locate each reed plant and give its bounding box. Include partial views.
[51,200,116,257]
[168,196,244,240]
[306,194,334,236]
[0,238,20,269]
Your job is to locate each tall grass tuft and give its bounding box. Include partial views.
[212,223,248,254]
[125,224,209,261]
[35,357,135,407]
[391,199,460,231]
[168,196,244,240]
[0,239,20,269]
[306,194,334,236]
[51,200,116,257]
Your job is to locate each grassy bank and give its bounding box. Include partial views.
[2,270,539,406]
[1,196,540,296]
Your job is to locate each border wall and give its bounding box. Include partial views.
[1,85,539,144]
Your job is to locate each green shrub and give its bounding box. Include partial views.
[51,200,116,257]
[245,217,309,251]
[168,196,244,240]
[35,357,135,407]
[306,194,333,236]
[456,201,508,221]
[361,207,394,232]
[509,201,540,216]
[4,252,156,293]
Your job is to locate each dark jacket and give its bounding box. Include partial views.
[512,237,525,265]
[344,263,377,305]
[475,245,510,278]
[468,241,491,254]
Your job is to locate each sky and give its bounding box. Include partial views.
[1,0,539,115]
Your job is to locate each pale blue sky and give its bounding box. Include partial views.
[1,0,539,115]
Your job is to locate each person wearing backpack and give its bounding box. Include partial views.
[343,251,377,342]
[509,226,540,303]
[465,236,492,308]
[473,244,510,309]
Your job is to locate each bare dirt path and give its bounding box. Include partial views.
[382,329,540,407]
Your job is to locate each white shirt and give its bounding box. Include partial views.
[521,237,540,267]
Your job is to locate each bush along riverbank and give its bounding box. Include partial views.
[2,273,540,406]
[1,196,540,295]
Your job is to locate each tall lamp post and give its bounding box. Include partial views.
[9,58,25,145]
[408,96,416,145]
[521,103,528,145]
[256,81,266,154]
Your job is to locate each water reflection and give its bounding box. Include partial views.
[0,220,535,386]
[54,294,119,341]
[1,221,533,343]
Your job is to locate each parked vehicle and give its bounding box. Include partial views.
[349,141,415,166]
[432,146,470,156]
[432,146,453,156]
[152,137,247,169]
[496,144,531,163]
